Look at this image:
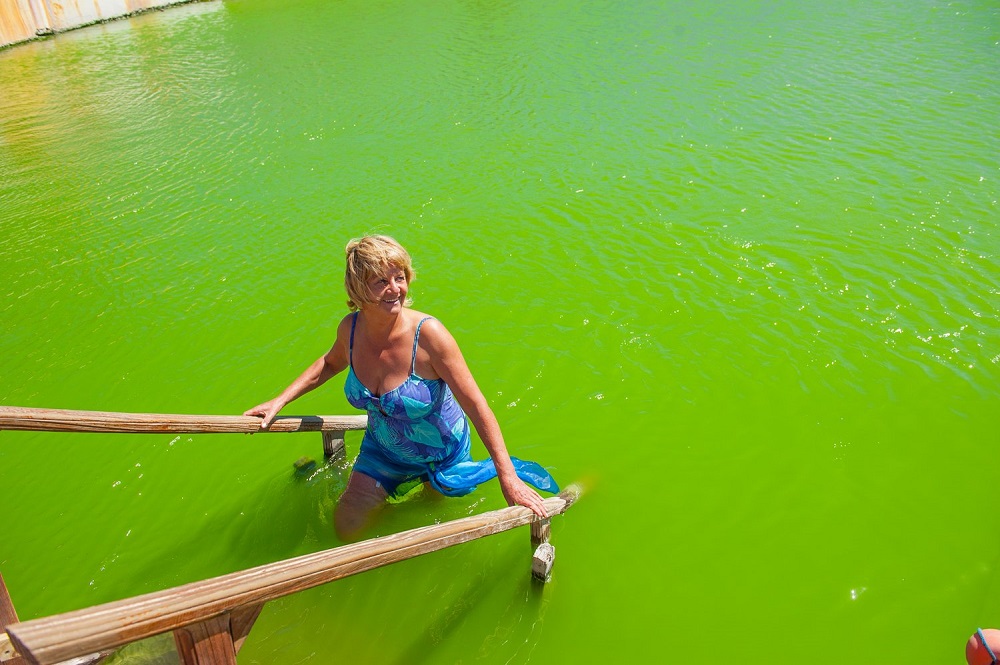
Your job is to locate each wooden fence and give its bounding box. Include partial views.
[0,407,578,665]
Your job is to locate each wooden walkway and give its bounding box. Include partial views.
[0,407,579,665]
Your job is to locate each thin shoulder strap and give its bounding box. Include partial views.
[349,312,359,366]
[411,317,434,374]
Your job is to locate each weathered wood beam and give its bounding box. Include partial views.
[1,632,109,665]
[7,485,580,665]
[0,407,366,435]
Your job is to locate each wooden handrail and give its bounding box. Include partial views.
[6,486,580,665]
[1,407,576,664]
[0,407,367,435]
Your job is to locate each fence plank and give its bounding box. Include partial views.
[0,407,365,435]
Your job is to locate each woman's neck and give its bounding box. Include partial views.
[358,307,403,343]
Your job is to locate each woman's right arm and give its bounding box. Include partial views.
[243,315,352,429]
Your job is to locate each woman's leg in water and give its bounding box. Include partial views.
[334,471,388,541]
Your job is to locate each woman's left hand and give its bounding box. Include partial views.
[500,476,549,518]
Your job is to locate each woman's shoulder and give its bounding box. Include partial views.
[335,311,357,330]
[332,312,358,343]
[408,312,458,350]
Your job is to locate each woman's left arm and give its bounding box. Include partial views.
[422,319,548,518]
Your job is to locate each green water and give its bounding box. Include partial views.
[1,0,997,662]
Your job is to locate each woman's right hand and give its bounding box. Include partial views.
[242,323,351,431]
[243,397,286,430]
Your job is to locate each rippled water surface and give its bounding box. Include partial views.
[1,1,998,662]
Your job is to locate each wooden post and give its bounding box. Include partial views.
[530,518,555,582]
[0,572,26,665]
[531,544,555,583]
[0,572,19,629]
[172,615,236,665]
[229,604,263,654]
[321,431,345,461]
[530,519,551,548]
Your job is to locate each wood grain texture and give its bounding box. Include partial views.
[0,573,18,628]
[530,519,551,548]
[229,604,263,654]
[7,485,580,665]
[321,431,346,461]
[531,543,555,582]
[0,407,366,435]
[172,615,236,665]
[0,574,25,665]
[1,632,22,664]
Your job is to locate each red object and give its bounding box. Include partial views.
[966,629,1000,665]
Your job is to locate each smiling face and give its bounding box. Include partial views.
[366,266,408,314]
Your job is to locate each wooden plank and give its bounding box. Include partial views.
[172,615,236,665]
[0,407,366,435]
[3,632,109,665]
[7,485,581,665]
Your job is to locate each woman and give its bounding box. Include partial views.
[245,235,557,539]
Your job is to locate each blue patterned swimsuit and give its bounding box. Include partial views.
[344,313,558,498]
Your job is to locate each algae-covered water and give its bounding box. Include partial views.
[1,0,998,662]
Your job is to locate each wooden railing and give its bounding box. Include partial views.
[0,406,368,460]
[0,407,578,665]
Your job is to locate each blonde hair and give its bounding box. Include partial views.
[344,235,415,311]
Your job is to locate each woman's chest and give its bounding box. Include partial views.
[351,343,412,396]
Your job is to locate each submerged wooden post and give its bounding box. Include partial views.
[321,430,346,461]
[531,544,555,583]
[530,519,554,582]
